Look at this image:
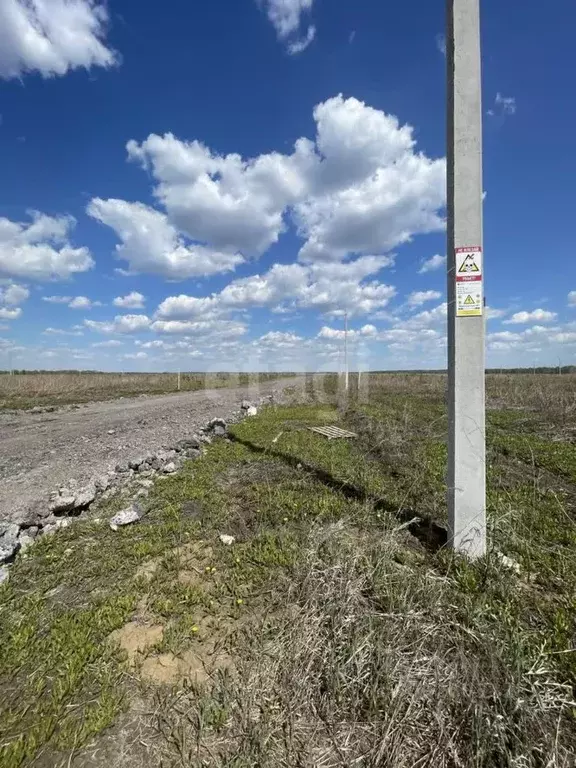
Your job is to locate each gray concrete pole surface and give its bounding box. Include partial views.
[344,311,349,392]
[446,0,487,557]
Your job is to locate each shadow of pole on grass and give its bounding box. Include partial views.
[228,433,448,554]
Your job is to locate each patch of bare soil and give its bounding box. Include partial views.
[109,622,165,662]
[140,644,233,686]
[134,559,159,583]
[86,537,240,767]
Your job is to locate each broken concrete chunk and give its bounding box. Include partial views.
[73,484,96,510]
[175,437,201,451]
[163,462,176,474]
[219,534,235,546]
[495,551,521,575]
[0,523,20,562]
[42,519,70,537]
[110,504,142,531]
[0,522,19,540]
[49,495,76,514]
[207,417,227,432]
[18,534,35,553]
[245,406,258,416]
[94,475,110,492]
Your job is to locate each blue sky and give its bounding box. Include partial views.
[1,0,575,372]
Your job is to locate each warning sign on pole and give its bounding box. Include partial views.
[455,246,483,317]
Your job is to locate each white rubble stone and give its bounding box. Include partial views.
[110,504,142,531]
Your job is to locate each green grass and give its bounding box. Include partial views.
[1,376,575,766]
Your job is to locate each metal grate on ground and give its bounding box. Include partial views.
[307,425,358,440]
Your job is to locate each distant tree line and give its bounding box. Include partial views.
[0,369,99,375]
[1,367,574,376]
[369,366,576,375]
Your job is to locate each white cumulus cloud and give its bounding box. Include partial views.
[0,280,29,306]
[486,307,506,320]
[259,0,316,54]
[219,261,395,316]
[488,93,517,118]
[400,302,447,330]
[113,291,145,309]
[154,256,395,323]
[42,294,100,309]
[568,291,576,307]
[68,295,101,309]
[43,327,84,336]
[42,295,73,304]
[149,319,247,340]
[92,339,123,347]
[0,0,117,80]
[317,324,377,341]
[84,314,151,334]
[504,309,557,325]
[295,96,445,263]
[418,254,445,273]
[155,295,219,321]
[87,198,244,279]
[0,212,93,280]
[124,95,445,268]
[0,307,22,320]
[257,331,303,347]
[125,135,312,257]
[287,24,316,55]
[407,290,442,307]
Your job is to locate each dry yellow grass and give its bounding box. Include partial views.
[0,371,288,410]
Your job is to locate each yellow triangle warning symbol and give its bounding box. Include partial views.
[459,254,480,273]
[463,294,475,305]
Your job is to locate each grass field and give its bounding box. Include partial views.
[0,371,290,410]
[1,373,575,766]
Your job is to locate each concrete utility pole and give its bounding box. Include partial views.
[446,0,486,558]
[344,311,349,392]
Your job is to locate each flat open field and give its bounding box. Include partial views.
[1,373,575,767]
[0,372,289,410]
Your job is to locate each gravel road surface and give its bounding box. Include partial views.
[0,378,299,526]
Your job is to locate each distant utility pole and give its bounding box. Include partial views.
[558,357,562,376]
[446,0,486,558]
[177,369,181,390]
[344,311,349,392]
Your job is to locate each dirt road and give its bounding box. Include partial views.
[0,378,298,526]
